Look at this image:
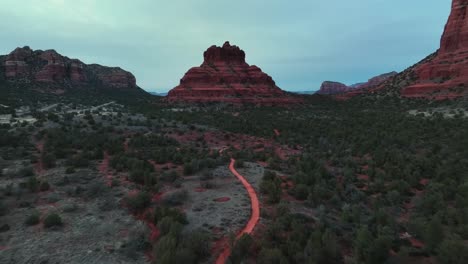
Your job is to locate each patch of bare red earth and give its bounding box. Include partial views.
[213,197,231,202]
[214,158,260,264]
[34,141,45,175]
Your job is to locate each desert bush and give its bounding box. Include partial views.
[230,234,254,263]
[200,171,213,181]
[43,213,63,228]
[157,216,184,236]
[26,177,39,192]
[0,201,7,216]
[24,211,40,226]
[62,203,78,213]
[130,169,156,186]
[162,189,188,206]
[39,181,50,192]
[160,170,178,183]
[260,171,282,204]
[86,181,106,198]
[292,184,309,200]
[41,153,56,169]
[125,191,151,213]
[17,166,34,177]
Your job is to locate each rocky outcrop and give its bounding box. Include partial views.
[167,41,301,105]
[86,64,136,89]
[353,71,398,90]
[3,47,33,78]
[316,81,351,95]
[1,46,137,89]
[399,0,468,99]
[34,50,67,82]
[317,72,397,95]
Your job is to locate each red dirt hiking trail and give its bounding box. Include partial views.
[215,158,260,264]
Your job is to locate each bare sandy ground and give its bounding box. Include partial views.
[0,161,149,264]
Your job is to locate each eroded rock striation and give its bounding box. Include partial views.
[167,41,301,104]
[1,46,137,89]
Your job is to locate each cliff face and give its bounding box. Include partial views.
[398,0,468,99]
[167,41,301,105]
[1,46,138,90]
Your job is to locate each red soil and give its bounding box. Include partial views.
[357,174,370,181]
[419,178,430,186]
[273,129,281,137]
[194,187,208,193]
[215,158,260,264]
[98,152,112,187]
[123,138,129,152]
[152,192,166,202]
[34,141,45,175]
[213,197,231,202]
[409,237,425,248]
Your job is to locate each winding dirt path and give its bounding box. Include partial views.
[215,158,260,264]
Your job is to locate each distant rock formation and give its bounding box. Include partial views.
[317,72,397,95]
[316,81,350,95]
[400,0,468,99]
[353,72,398,90]
[167,41,301,105]
[1,46,137,90]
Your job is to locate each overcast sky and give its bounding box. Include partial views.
[0,0,450,92]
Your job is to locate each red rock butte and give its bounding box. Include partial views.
[402,0,468,99]
[316,81,350,95]
[1,46,137,89]
[167,41,301,105]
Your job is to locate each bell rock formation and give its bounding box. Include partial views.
[167,41,301,105]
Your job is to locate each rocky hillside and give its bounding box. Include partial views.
[342,0,468,100]
[400,0,468,99]
[1,46,138,90]
[167,41,301,105]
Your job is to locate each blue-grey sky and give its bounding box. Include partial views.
[0,0,450,92]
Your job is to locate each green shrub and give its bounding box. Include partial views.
[41,153,56,169]
[43,213,63,228]
[292,184,309,200]
[0,201,7,216]
[39,181,50,192]
[25,212,40,226]
[18,166,35,177]
[125,191,151,213]
[162,189,188,206]
[26,177,39,192]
